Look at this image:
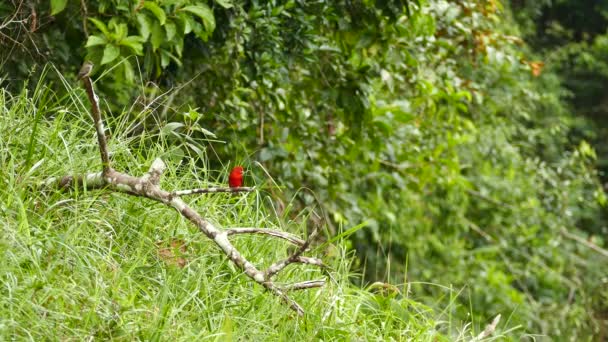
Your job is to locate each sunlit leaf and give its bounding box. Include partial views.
[100,44,120,65]
[143,1,166,25]
[50,0,68,15]
[181,5,215,32]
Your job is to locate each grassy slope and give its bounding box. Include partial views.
[0,77,489,340]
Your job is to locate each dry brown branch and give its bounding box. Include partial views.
[472,314,501,341]
[80,0,89,37]
[0,0,25,30]
[0,1,43,61]
[42,73,326,316]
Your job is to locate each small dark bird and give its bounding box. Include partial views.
[77,61,94,80]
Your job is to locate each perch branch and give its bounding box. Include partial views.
[284,280,326,291]
[265,227,321,279]
[82,77,111,173]
[171,186,255,196]
[42,72,326,316]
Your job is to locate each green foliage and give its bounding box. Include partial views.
[510,0,608,174]
[2,0,607,339]
[0,79,477,341]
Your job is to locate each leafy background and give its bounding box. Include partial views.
[1,0,607,339]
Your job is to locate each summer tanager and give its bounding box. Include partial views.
[228,166,244,188]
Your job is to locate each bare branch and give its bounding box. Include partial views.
[293,256,325,267]
[472,314,501,341]
[561,229,608,258]
[284,280,326,291]
[265,227,321,279]
[0,0,25,30]
[80,0,89,37]
[171,186,255,197]
[145,158,166,185]
[81,76,111,173]
[44,172,105,190]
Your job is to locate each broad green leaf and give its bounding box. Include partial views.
[50,0,68,15]
[144,1,166,25]
[178,12,193,34]
[86,50,103,64]
[194,126,216,137]
[160,49,182,68]
[120,36,145,55]
[191,20,208,41]
[123,61,135,83]
[184,107,199,121]
[164,20,177,41]
[160,49,170,68]
[101,44,120,65]
[186,142,204,159]
[167,50,182,66]
[85,35,107,47]
[181,5,215,32]
[88,17,110,37]
[161,122,185,135]
[215,0,233,8]
[174,35,184,57]
[113,22,129,41]
[136,12,152,40]
[150,21,164,50]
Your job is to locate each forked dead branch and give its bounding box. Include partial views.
[44,74,326,316]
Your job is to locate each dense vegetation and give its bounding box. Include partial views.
[1,0,607,339]
[1,88,465,340]
[512,0,608,182]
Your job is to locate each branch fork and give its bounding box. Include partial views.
[43,75,326,316]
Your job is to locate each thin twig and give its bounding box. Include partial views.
[81,77,111,173]
[472,314,501,341]
[80,0,89,37]
[293,255,325,267]
[171,186,254,196]
[0,0,25,30]
[284,280,326,291]
[464,218,494,242]
[560,229,608,258]
[266,227,320,278]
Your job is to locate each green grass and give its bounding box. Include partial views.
[0,73,494,341]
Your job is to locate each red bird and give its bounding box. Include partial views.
[228,166,244,188]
